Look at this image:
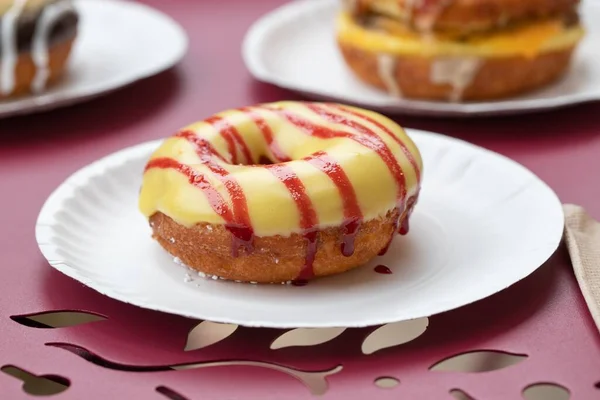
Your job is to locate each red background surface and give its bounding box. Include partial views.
[1,1,599,399]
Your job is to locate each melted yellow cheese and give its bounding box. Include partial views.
[336,11,584,57]
[138,102,423,237]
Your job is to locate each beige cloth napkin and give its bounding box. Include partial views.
[563,204,600,332]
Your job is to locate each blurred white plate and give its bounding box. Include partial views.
[243,0,600,117]
[36,129,564,328]
[0,0,188,118]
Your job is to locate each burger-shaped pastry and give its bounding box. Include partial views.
[0,0,79,99]
[336,0,585,101]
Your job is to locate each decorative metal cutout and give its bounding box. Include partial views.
[430,350,527,373]
[374,376,399,389]
[362,318,429,355]
[185,321,238,351]
[48,343,343,396]
[11,311,105,328]
[1,365,69,396]
[156,385,189,400]
[5,252,597,398]
[523,383,570,400]
[271,327,346,350]
[450,389,476,400]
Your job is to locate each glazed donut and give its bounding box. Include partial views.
[139,101,422,284]
[0,0,79,99]
[337,0,584,101]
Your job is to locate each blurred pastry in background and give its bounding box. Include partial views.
[336,0,585,101]
[0,0,78,99]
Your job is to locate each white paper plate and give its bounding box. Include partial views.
[0,0,188,118]
[36,129,564,328]
[242,0,600,117]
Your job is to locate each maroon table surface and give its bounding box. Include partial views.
[1,1,600,399]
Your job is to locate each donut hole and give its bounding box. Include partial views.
[256,155,275,166]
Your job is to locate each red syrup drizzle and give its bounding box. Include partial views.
[341,219,360,257]
[247,107,365,278]
[175,130,254,256]
[300,104,408,201]
[205,115,254,165]
[145,158,234,221]
[325,103,421,182]
[265,164,319,281]
[317,104,423,257]
[237,107,290,163]
[374,265,393,274]
[257,103,413,279]
[378,203,405,256]
[378,195,418,256]
[304,151,363,256]
[204,116,238,164]
[399,212,411,235]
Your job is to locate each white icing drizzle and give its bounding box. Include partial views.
[431,57,482,102]
[1,0,28,95]
[376,54,402,97]
[31,0,74,93]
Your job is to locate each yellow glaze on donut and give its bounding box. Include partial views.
[336,11,584,58]
[138,101,422,237]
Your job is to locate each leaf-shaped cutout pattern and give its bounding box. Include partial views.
[11,311,105,328]
[523,383,570,400]
[430,350,527,372]
[1,365,70,396]
[361,317,429,355]
[184,321,238,351]
[374,376,399,389]
[48,343,342,396]
[156,386,189,400]
[175,362,342,396]
[450,389,476,400]
[271,327,346,350]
